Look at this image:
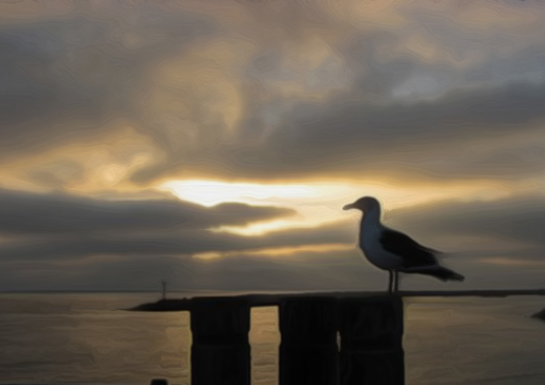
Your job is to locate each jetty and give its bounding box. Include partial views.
[129,289,545,385]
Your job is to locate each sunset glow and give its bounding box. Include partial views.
[160,180,319,207]
[1,0,545,292]
[159,178,518,237]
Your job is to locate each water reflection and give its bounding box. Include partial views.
[1,294,545,385]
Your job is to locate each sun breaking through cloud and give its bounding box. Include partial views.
[1,0,545,290]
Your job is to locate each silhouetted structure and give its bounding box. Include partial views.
[130,289,545,385]
[161,280,167,300]
[132,293,405,385]
[338,296,404,385]
[344,196,464,293]
[191,297,251,385]
[279,297,339,385]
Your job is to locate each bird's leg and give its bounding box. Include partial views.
[393,270,399,293]
[388,270,393,294]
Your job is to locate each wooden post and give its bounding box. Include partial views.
[338,296,404,385]
[190,297,251,385]
[279,297,339,385]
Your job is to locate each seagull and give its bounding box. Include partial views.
[343,196,464,293]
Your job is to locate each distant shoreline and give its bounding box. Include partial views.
[2,288,545,297]
[125,288,545,311]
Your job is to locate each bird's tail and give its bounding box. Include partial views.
[424,266,465,282]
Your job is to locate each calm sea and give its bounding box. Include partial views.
[1,292,545,385]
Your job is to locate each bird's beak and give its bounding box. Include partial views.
[343,203,355,211]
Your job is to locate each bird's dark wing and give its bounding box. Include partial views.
[379,228,437,268]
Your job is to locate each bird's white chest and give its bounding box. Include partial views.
[359,225,402,270]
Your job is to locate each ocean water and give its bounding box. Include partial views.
[1,293,545,385]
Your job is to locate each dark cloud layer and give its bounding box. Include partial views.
[389,194,545,252]
[238,81,545,177]
[3,190,545,264]
[0,215,351,261]
[0,188,294,236]
[0,4,216,157]
[2,190,545,289]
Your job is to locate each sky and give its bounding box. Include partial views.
[1,0,545,292]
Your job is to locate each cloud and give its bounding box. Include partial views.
[0,3,217,160]
[131,79,545,184]
[122,0,545,184]
[3,1,545,188]
[0,208,351,261]
[388,193,545,254]
[2,188,545,290]
[0,188,294,236]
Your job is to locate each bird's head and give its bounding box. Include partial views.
[343,196,380,212]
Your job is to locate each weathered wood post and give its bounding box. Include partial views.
[279,296,339,385]
[190,297,251,385]
[338,296,404,385]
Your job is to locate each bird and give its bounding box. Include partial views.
[343,196,464,294]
